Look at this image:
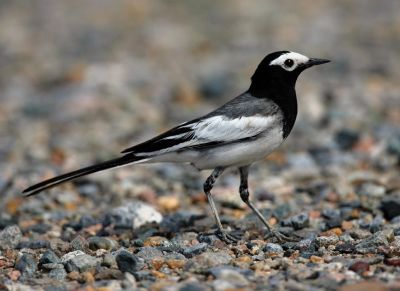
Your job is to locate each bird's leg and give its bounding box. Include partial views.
[203,167,240,243]
[239,166,295,242]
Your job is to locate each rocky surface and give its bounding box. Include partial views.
[1,1,400,290]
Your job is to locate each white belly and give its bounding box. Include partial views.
[150,127,284,169]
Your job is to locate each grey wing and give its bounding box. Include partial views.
[121,92,281,157]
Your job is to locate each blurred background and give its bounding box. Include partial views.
[1,0,400,217]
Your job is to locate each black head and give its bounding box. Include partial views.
[250,51,330,94]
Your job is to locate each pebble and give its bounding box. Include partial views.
[49,267,67,280]
[356,182,386,198]
[381,197,400,220]
[282,213,310,230]
[17,240,50,249]
[334,129,360,150]
[135,246,163,262]
[103,202,163,229]
[116,249,140,275]
[39,250,60,268]
[263,243,284,257]
[62,251,100,272]
[15,254,37,276]
[88,236,118,250]
[209,267,250,288]
[193,251,232,268]
[70,235,89,251]
[182,243,208,258]
[349,261,370,274]
[316,235,339,247]
[0,225,22,250]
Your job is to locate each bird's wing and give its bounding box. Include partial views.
[121,93,281,157]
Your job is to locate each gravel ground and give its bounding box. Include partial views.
[1,1,400,290]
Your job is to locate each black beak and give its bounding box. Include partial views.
[302,58,330,69]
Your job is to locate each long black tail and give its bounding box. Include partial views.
[22,155,143,197]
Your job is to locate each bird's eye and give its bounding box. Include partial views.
[284,59,294,67]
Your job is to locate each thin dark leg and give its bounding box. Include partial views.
[204,167,239,243]
[239,166,295,242]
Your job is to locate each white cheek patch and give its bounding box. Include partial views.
[269,52,309,71]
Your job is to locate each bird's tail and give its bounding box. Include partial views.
[22,154,145,197]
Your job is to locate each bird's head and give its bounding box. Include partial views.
[250,51,330,91]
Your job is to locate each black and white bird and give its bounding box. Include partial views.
[23,51,329,243]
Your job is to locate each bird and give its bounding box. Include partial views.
[23,51,330,243]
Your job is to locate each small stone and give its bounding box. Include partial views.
[116,250,140,275]
[334,129,360,150]
[41,263,64,270]
[17,240,50,249]
[15,254,37,276]
[349,261,370,274]
[263,243,284,257]
[335,242,356,253]
[210,268,249,288]
[62,251,100,273]
[102,253,116,268]
[39,250,60,269]
[24,223,52,234]
[157,195,180,212]
[136,246,163,262]
[385,258,400,266]
[310,255,324,263]
[80,271,94,283]
[95,269,124,280]
[0,225,22,250]
[7,269,21,281]
[143,236,168,247]
[67,271,80,281]
[194,251,232,268]
[70,235,88,251]
[316,235,339,247]
[356,229,394,252]
[88,236,118,250]
[103,202,162,230]
[166,259,186,269]
[49,267,67,280]
[282,213,309,230]
[356,183,386,198]
[183,243,208,258]
[381,197,400,220]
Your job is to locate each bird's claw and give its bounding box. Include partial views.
[266,230,301,242]
[215,229,241,244]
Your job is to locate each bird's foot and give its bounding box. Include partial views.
[215,229,241,244]
[265,229,301,243]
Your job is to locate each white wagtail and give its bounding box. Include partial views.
[23,51,330,243]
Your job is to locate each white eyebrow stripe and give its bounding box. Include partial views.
[269,52,309,70]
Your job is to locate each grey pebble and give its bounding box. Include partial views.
[103,202,162,230]
[15,254,37,275]
[316,236,339,247]
[39,250,60,268]
[381,196,400,220]
[263,243,284,256]
[282,213,310,230]
[183,242,208,258]
[88,236,118,250]
[62,250,100,272]
[102,253,116,267]
[49,267,67,280]
[116,249,140,275]
[0,225,22,250]
[70,235,89,251]
[136,246,163,262]
[357,182,386,198]
[17,240,50,249]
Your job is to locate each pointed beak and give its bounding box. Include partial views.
[302,58,330,69]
